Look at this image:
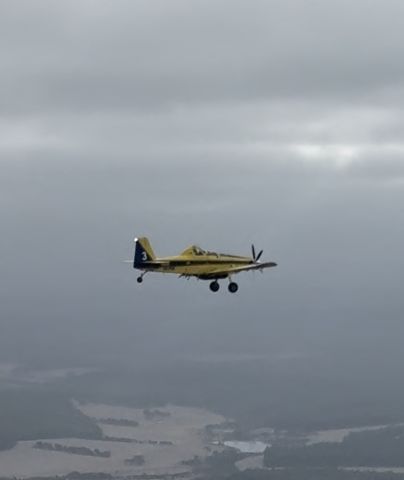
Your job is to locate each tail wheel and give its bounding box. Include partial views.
[228,282,238,293]
[137,276,144,284]
[209,281,220,292]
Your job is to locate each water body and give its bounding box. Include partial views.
[224,441,270,453]
[343,467,404,474]
[307,424,394,445]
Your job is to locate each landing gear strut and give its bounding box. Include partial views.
[228,282,238,293]
[209,280,220,292]
[137,273,146,284]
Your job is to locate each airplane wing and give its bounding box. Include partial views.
[207,262,277,276]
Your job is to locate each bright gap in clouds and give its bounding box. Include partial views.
[294,143,360,169]
[293,143,404,173]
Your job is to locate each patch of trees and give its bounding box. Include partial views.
[101,436,173,446]
[102,435,136,443]
[143,409,171,421]
[182,455,203,467]
[265,426,404,468]
[97,417,139,427]
[185,449,245,479]
[0,473,113,480]
[224,468,404,480]
[6,473,189,480]
[33,441,110,458]
[130,439,173,445]
[3,468,404,480]
[125,454,145,466]
[177,448,404,480]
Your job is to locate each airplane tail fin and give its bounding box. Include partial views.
[134,237,156,268]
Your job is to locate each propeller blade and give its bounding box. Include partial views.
[252,244,256,261]
[255,250,264,262]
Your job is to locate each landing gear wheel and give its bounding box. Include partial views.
[209,281,220,292]
[137,276,143,284]
[228,282,238,293]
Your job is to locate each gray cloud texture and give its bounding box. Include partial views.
[1,0,404,365]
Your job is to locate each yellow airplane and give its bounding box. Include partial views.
[132,237,277,293]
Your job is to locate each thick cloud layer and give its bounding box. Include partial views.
[3,0,404,112]
[1,0,404,367]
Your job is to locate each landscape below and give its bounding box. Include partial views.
[2,358,404,479]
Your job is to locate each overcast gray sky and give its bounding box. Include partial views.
[1,0,404,366]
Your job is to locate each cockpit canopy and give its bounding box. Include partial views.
[181,245,207,256]
[193,246,206,255]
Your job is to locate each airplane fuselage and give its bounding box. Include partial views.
[140,252,254,279]
[132,237,277,292]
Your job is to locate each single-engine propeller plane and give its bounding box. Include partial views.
[132,237,277,293]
